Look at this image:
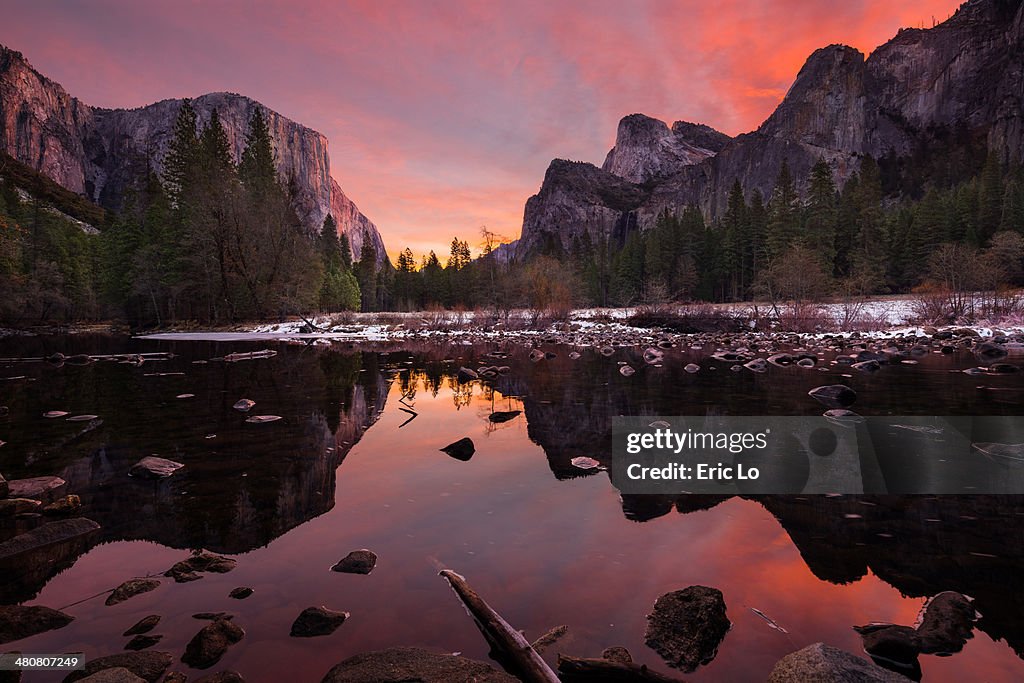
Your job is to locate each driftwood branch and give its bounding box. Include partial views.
[531,624,568,653]
[439,569,559,683]
[557,654,686,683]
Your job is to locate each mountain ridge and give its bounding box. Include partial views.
[0,44,388,263]
[516,0,1024,260]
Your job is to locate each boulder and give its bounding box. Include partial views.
[6,476,66,502]
[43,495,82,515]
[0,604,74,644]
[64,652,173,683]
[767,643,907,682]
[331,549,377,575]
[601,647,632,665]
[0,498,42,516]
[644,586,730,671]
[181,618,244,669]
[228,587,253,600]
[0,519,101,599]
[456,367,478,383]
[487,410,521,423]
[808,385,857,408]
[320,647,518,683]
[440,438,475,462]
[743,358,768,373]
[290,606,349,637]
[106,579,160,606]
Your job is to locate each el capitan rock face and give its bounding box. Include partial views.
[0,44,388,263]
[517,0,1024,260]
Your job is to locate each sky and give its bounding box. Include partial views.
[0,0,963,260]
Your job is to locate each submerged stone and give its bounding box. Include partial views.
[331,549,377,575]
[320,647,517,683]
[290,606,349,637]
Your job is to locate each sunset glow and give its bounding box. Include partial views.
[0,0,963,259]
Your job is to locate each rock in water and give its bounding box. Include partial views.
[854,591,977,671]
[570,456,601,470]
[124,634,163,651]
[601,647,632,665]
[128,457,184,479]
[106,579,161,606]
[76,668,147,683]
[619,365,636,377]
[290,606,349,637]
[851,360,881,373]
[232,399,255,412]
[744,358,768,373]
[7,476,66,502]
[194,673,245,683]
[644,586,730,671]
[456,367,478,383]
[684,363,700,373]
[487,410,521,423]
[244,415,282,424]
[123,615,161,636]
[164,552,237,583]
[43,494,82,515]
[0,604,74,644]
[320,647,518,683]
[228,587,254,600]
[767,643,907,682]
[808,384,857,408]
[440,438,475,461]
[331,549,377,575]
[64,652,173,683]
[975,341,1008,361]
[181,618,244,669]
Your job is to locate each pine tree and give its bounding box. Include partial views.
[977,151,1003,243]
[163,99,199,204]
[766,159,800,258]
[721,180,749,299]
[803,159,838,273]
[239,107,276,194]
[852,157,887,283]
[356,236,378,311]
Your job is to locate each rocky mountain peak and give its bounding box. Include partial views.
[0,43,389,263]
[602,113,729,184]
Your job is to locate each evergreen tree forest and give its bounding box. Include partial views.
[1,102,367,326]
[3,108,1024,326]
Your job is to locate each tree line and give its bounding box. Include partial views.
[383,149,1024,316]
[3,108,1024,326]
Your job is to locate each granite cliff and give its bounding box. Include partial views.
[517,0,1024,259]
[0,44,388,262]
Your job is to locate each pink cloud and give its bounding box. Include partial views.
[0,0,963,258]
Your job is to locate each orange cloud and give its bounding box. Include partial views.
[0,0,964,256]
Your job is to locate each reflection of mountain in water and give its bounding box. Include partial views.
[3,347,392,602]
[488,349,1024,663]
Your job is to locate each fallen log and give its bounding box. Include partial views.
[557,654,685,683]
[439,569,559,683]
[221,349,278,362]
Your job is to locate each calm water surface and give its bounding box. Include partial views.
[1,335,1023,681]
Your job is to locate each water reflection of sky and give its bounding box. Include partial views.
[15,366,1023,682]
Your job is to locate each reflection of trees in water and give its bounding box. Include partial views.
[3,344,394,603]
